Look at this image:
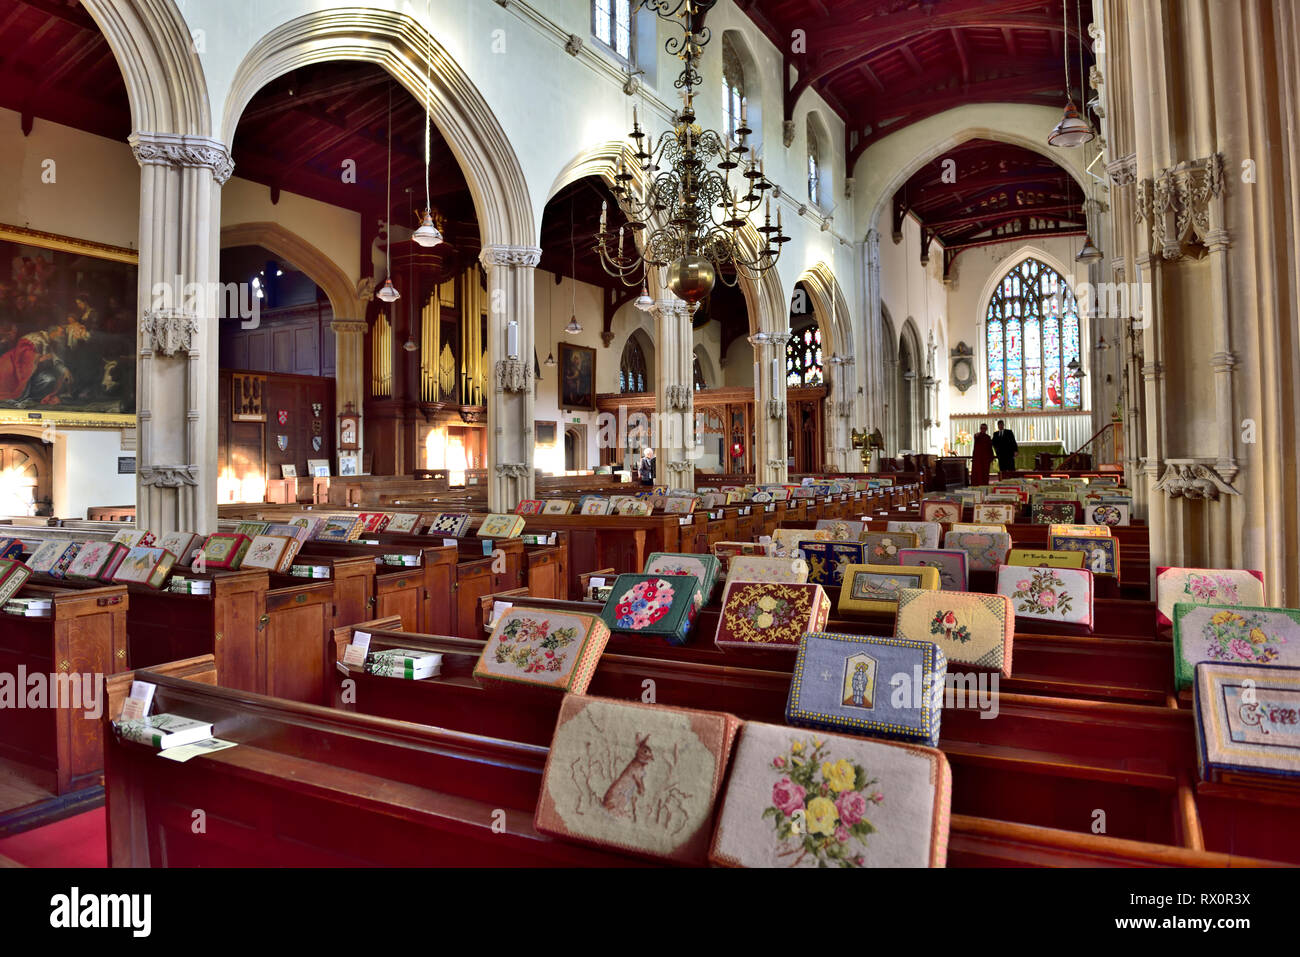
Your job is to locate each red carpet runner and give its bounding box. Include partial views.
[0,808,107,868]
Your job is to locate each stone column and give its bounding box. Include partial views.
[827,354,855,471]
[130,132,231,534]
[750,332,790,483]
[331,314,368,467]
[479,244,541,511]
[650,298,695,490]
[861,229,884,444]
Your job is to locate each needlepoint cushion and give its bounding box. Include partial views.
[897,548,969,592]
[942,530,1012,572]
[724,555,810,587]
[715,581,831,651]
[1171,602,1300,690]
[801,541,866,587]
[644,552,721,602]
[786,632,946,748]
[886,521,941,549]
[839,563,941,616]
[535,694,739,863]
[1194,662,1300,783]
[1155,566,1266,626]
[600,573,701,645]
[894,588,1014,677]
[709,722,951,868]
[1048,535,1120,578]
[474,608,610,693]
[997,564,1094,630]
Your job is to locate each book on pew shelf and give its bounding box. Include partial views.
[428,512,472,537]
[233,521,270,539]
[26,540,80,578]
[111,529,156,548]
[1155,566,1266,627]
[534,694,740,864]
[839,563,941,616]
[475,608,609,692]
[724,555,810,587]
[708,722,952,868]
[363,649,443,679]
[4,598,50,617]
[0,559,33,604]
[786,632,946,748]
[65,541,129,583]
[383,512,424,533]
[167,576,212,595]
[116,713,214,750]
[380,553,420,566]
[644,552,721,604]
[1171,602,1300,690]
[1005,548,1085,569]
[1048,534,1120,578]
[715,581,830,651]
[942,530,1012,572]
[155,532,204,566]
[895,588,1014,678]
[996,564,1094,631]
[542,499,573,515]
[1195,662,1300,783]
[0,537,22,561]
[317,515,361,542]
[289,564,331,578]
[476,513,526,539]
[201,532,252,570]
[514,499,545,516]
[112,547,179,589]
[241,535,299,573]
[885,521,942,549]
[600,573,701,645]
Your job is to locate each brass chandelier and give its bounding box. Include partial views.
[595,0,788,307]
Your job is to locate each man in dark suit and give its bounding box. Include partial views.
[991,420,1019,474]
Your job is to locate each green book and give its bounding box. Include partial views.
[117,713,214,749]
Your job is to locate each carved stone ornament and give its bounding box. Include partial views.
[667,460,692,473]
[140,309,199,356]
[138,466,198,488]
[1107,153,1136,188]
[783,120,796,148]
[565,34,583,56]
[1136,153,1225,260]
[664,384,692,411]
[836,401,854,417]
[766,459,785,471]
[356,276,376,303]
[495,462,533,479]
[495,358,531,392]
[129,132,234,184]
[479,245,542,269]
[1153,460,1240,500]
[601,329,616,347]
[767,399,786,420]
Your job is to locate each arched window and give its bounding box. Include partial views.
[985,257,1082,411]
[620,336,648,393]
[593,0,633,62]
[722,35,746,143]
[786,325,823,388]
[807,115,822,207]
[694,353,708,391]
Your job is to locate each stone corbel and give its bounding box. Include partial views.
[664,384,692,411]
[1153,459,1240,500]
[783,120,795,148]
[766,399,786,420]
[140,309,199,357]
[766,459,785,471]
[1136,153,1225,260]
[139,466,198,487]
[666,460,692,473]
[494,359,531,393]
[495,463,533,479]
[356,277,376,303]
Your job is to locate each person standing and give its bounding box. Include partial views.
[991,419,1019,474]
[636,446,656,486]
[970,424,994,485]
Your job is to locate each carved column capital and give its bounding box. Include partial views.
[664,384,693,411]
[666,460,692,473]
[330,318,368,335]
[766,399,786,420]
[140,309,199,356]
[129,132,234,184]
[479,244,542,269]
[1106,154,1137,188]
[494,358,531,392]
[495,462,533,479]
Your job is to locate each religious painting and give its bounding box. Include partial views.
[559,343,596,411]
[231,372,266,422]
[535,420,557,447]
[0,224,137,426]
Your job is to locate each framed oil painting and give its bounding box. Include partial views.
[0,224,137,426]
[558,342,596,411]
[535,420,557,447]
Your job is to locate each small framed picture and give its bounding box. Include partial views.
[535,420,557,447]
[280,464,298,478]
[338,454,359,476]
[312,465,330,478]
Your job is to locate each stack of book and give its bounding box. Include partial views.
[3,595,51,617]
[289,564,331,579]
[381,554,420,567]
[167,576,212,595]
[363,648,442,679]
[116,713,214,749]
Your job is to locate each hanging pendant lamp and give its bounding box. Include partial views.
[377,84,400,302]
[1048,0,1095,148]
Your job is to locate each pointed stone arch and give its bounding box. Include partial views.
[220,221,363,322]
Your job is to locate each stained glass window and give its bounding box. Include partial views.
[786,324,823,387]
[593,0,633,61]
[986,258,1081,411]
[619,336,647,393]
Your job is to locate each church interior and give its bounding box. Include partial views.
[0,0,1298,875]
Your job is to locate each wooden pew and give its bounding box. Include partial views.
[0,581,128,794]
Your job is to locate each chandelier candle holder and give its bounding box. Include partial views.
[595,0,788,307]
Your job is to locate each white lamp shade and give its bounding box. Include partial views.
[1075,235,1103,262]
[1048,102,1095,148]
[376,278,400,302]
[412,213,444,248]
[564,315,582,334]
